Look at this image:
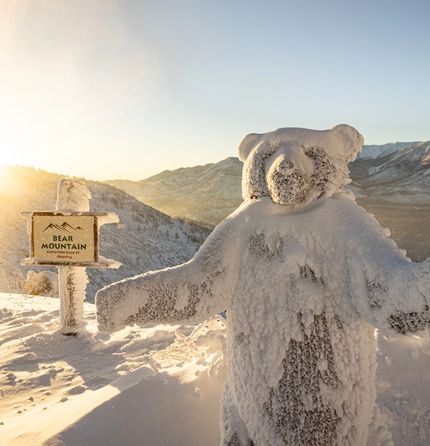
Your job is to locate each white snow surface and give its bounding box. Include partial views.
[96,126,430,445]
[0,293,226,446]
[56,180,91,212]
[2,128,430,446]
[1,293,430,446]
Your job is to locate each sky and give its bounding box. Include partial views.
[0,0,429,180]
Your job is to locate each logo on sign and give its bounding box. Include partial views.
[32,214,97,264]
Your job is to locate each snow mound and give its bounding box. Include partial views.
[23,271,58,297]
[0,293,226,446]
[1,293,430,445]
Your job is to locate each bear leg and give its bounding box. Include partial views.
[220,383,253,446]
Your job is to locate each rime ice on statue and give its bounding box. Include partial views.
[96,125,430,446]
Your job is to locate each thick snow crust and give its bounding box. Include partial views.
[55,180,91,334]
[240,125,363,207]
[97,125,430,445]
[0,293,226,446]
[56,180,91,212]
[2,294,430,446]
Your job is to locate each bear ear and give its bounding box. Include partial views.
[331,124,364,162]
[238,133,262,161]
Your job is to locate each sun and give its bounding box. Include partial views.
[0,164,23,194]
[0,164,12,189]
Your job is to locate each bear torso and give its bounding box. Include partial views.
[225,196,377,446]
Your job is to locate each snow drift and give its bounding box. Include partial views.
[1,293,430,446]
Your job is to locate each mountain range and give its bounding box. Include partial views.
[357,141,419,159]
[0,166,210,300]
[106,157,242,228]
[350,141,430,204]
[1,140,429,299]
[107,142,430,227]
[107,141,430,261]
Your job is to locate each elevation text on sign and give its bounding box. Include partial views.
[32,213,97,264]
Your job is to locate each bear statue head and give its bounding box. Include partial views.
[238,125,364,207]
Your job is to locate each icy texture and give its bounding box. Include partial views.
[56,179,91,212]
[24,270,58,297]
[0,293,227,446]
[96,216,238,332]
[56,180,91,334]
[97,126,430,446]
[58,266,88,333]
[241,125,363,207]
[108,139,430,227]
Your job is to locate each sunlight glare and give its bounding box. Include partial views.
[0,164,22,195]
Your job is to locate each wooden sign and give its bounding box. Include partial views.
[31,213,98,265]
[21,179,121,336]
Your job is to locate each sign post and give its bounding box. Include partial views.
[22,180,121,335]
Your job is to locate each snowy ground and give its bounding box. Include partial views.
[1,293,430,446]
[0,293,225,446]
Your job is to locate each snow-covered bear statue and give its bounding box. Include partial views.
[96,125,430,446]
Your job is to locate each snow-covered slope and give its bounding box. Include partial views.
[347,141,430,262]
[105,144,430,262]
[350,141,430,204]
[0,166,210,300]
[0,293,226,446]
[358,142,419,160]
[106,157,243,226]
[107,142,430,226]
[1,293,430,446]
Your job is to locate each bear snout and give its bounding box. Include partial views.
[266,156,311,205]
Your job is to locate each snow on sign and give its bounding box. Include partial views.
[31,213,97,264]
[22,179,120,336]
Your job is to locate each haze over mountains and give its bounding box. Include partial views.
[358,141,419,159]
[0,166,209,299]
[106,157,242,228]
[351,141,430,262]
[350,141,430,204]
[108,142,430,226]
[1,140,429,298]
[108,141,430,261]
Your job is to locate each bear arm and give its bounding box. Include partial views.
[348,240,430,332]
[388,306,430,334]
[385,259,430,334]
[96,217,239,333]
